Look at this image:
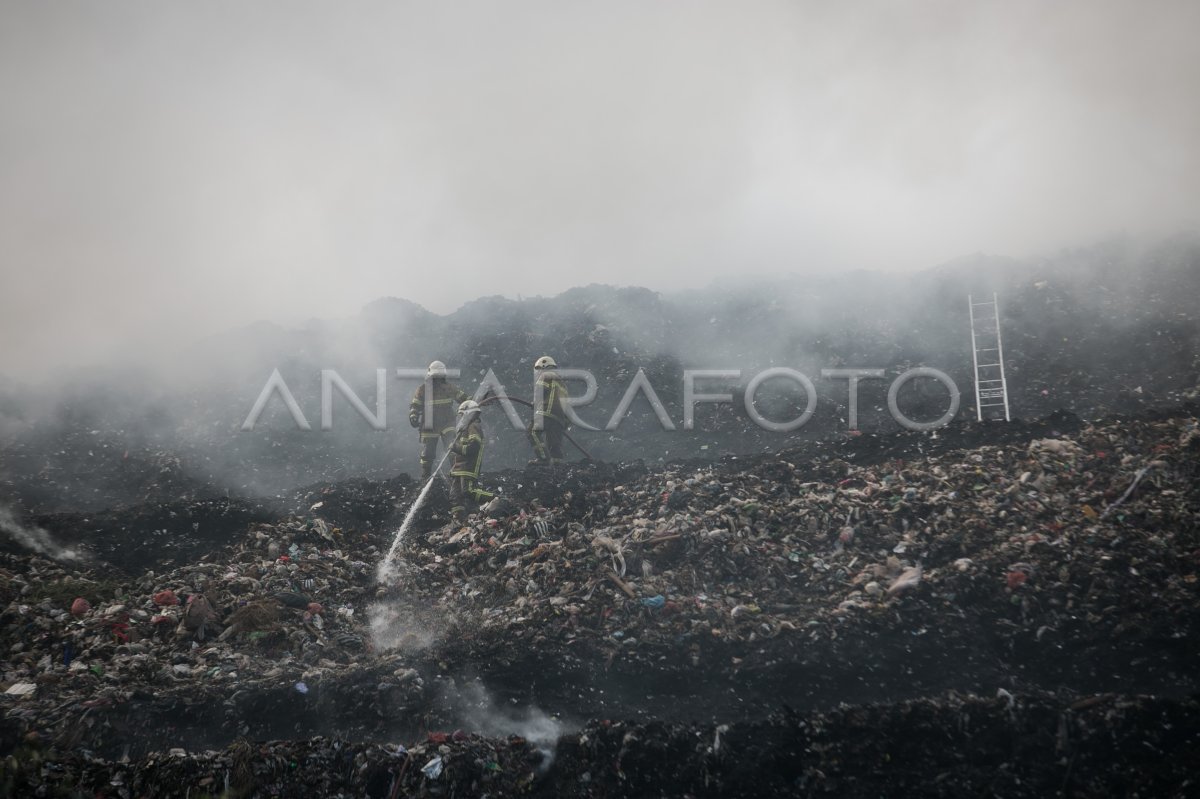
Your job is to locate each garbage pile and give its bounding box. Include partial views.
[1,730,547,798]
[391,409,1200,711]
[538,692,1200,797]
[0,431,222,516]
[1,407,1198,795]
[2,693,1195,797]
[23,496,279,572]
[0,510,445,757]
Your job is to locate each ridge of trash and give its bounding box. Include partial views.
[1,406,1197,795]
[4,240,1199,509]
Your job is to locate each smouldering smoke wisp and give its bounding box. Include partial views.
[452,681,566,771]
[0,505,85,563]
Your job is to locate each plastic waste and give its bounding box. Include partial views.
[421,755,444,779]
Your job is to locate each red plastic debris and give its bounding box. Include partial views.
[70,598,91,617]
[1006,571,1028,590]
[153,590,180,606]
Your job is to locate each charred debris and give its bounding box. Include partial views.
[1,404,1198,796]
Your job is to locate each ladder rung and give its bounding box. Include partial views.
[970,294,1008,422]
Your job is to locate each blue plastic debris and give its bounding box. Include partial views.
[640,594,666,610]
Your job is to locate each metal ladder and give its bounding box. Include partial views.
[968,292,1010,421]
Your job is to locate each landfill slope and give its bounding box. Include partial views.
[2,407,1198,796]
[3,236,1198,508]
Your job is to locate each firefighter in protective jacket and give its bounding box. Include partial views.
[528,355,568,464]
[409,361,469,480]
[449,400,494,519]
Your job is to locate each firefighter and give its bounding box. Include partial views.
[528,355,568,464]
[448,400,494,519]
[409,361,469,480]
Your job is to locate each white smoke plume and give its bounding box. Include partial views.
[0,504,85,563]
[452,681,567,771]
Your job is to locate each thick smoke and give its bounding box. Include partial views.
[1,235,1197,512]
[2,2,1200,382]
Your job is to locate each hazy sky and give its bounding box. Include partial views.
[2,1,1198,378]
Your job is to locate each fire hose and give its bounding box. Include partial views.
[478,392,593,460]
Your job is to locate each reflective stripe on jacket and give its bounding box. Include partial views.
[410,380,469,433]
[450,419,485,478]
[534,371,567,421]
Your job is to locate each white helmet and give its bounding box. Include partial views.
[427,360,447,378]
[457,399,480,419]
[534,355,557,370]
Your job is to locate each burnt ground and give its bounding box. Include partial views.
[1,404,1198,796]
[18,407,1097,574]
